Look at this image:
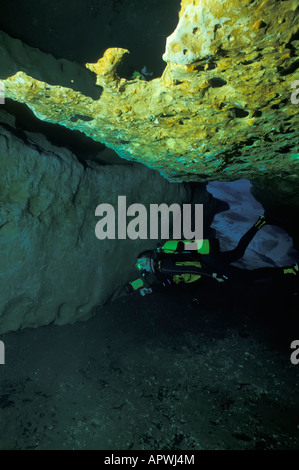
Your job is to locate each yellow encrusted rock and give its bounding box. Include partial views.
[1,0,298,185]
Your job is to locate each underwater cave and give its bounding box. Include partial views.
[0,0,298,453]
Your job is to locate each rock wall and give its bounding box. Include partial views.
[0,124,191,333]
[250,178,299,250]
[0,31,99,98]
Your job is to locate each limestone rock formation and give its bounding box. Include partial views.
[0,125,190,333]
[1,0,298,187]
[86,48,130,93]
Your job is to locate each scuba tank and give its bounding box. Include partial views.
[125,238,223,294]
[157,239,226,283]
[159,239,219,256]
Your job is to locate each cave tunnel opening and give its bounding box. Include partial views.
[207,179,299,267]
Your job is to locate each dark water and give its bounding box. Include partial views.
[0,0,181,77]
[1,277,299,450]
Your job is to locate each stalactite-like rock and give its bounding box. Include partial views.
[86,48,130,92]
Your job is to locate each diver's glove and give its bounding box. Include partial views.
[212,273,229,283]
[140,287,153,296]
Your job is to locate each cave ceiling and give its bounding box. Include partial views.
[0,0,298,186]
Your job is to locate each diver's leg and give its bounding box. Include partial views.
[224,263,299,282]
[218,215,267,264]
[163,254,299,284]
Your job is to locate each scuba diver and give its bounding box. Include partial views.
[124,215,299,296]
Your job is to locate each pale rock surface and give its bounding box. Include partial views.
[0,125,190,333]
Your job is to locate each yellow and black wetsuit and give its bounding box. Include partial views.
[125,215,298,295]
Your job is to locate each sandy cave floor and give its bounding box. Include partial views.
[0,277,299,451]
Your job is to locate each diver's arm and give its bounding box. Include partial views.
[124,274,155,295]
[125,274,173,296]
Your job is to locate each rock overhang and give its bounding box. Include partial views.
[0,0,298,186]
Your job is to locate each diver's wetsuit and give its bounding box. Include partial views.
[157,220,293,283]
